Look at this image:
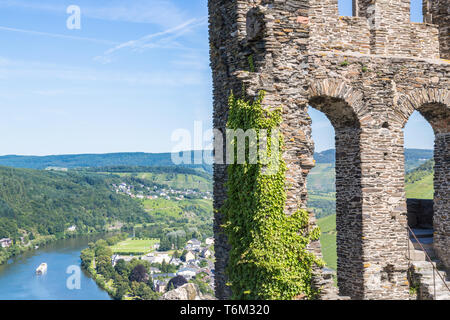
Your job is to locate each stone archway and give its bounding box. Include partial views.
[397,88,450,269]
[306,79,365,298]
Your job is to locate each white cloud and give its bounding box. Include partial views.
[0,0,190,28]
[0,25,118,45]
[0,57,205,87]
[94,16,207,64]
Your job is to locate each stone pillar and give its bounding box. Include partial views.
[208,0,253,300]
[358,122,410,300]
[335,127,364,298]
[433,132,450,269]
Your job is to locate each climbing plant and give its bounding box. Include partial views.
[222,91,323,300]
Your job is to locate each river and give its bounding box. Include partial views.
[0,235,112,300]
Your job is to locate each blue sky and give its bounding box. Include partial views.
[0,0,433,155]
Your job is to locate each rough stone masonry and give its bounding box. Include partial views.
[209,0,449,300]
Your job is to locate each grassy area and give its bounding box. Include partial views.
[317,214,337,270]
[143,198,183,218]
[405,173,434,200]
[307,163,335,193]
[110,238,159,255]
[114,172,212,192]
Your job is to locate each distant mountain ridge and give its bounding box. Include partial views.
[0,151,213,173]
[314,148,433,171]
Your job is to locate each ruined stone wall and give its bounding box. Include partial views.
[309,0,371,54]
[424,0,450,59]
[434,132,450,268]
[209,0,450,300]
[308,0,440,58]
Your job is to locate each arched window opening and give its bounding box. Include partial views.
[403,111,435,256]
[405,102,450,272]
[307,107,336,270]
[306,95,361,295]
[410,0,424,22]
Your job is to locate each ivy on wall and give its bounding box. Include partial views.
[222,91,323,300]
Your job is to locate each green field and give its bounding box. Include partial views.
[307,163,335,193]
[317,214,337,270]
[143,198,212,219]
[114,172,212,192]
[405,173,434,199]
[110,238,159,255]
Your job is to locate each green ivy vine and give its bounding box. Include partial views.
[222,91,323,300]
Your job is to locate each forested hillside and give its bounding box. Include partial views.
[0,152,213,173]
[405,159,434,199]
[0,167,149,240]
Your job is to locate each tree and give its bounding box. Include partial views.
[114,259,129,277]
[136,282,158,300]
[114,281,129,300]
[199,260,208,268]
[159,235,171,251]
[129,264,149,283]
[167,275,187,291]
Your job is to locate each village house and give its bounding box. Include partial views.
[154,280,167,293]
[185,239,201,251]
[67,225,77,232]
[169,257,183,266]
[149,267,161,275]
[111,254,134,266]
[205,237,214,246]
[184,251,196,263]
[200,248,212,259]
[177,267,198,280]
[0,238,12,248]
[142,252,171,264]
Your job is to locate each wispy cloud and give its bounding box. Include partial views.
[0,25,119,45]
[94,16,207,64]
[0,57,205,87]
[0,0,190,28]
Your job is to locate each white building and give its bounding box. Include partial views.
[142,253,171,264]
[205,238,214,246]
[201,249,212,259]
[0,238,12,248]
[184,251,196,263]
[177,267,198,280]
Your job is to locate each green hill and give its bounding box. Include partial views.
[317,214,337,270]
[405,159,434,199]
[0,167,151,240]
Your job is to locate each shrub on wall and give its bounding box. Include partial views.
[222,91,323,300]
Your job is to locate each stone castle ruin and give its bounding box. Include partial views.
[209,0,449,300]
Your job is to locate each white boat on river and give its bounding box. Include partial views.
[36,263,47,275]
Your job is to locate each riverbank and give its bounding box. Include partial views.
[0,229,122,267]
[82,258,117,299]
[0,234,113,300]
[0,235,57,266]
